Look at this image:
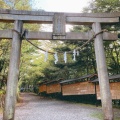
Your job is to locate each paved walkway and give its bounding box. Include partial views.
[0,93,120,120]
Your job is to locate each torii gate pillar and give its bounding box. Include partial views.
[3,20,23,120]
[92,22,113,120]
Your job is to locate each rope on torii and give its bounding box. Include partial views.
[12,29,108,63]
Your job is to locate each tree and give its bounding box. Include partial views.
[0,0,42,92]
[41,25,97,81]
[41,0,120,82]
[83,0,120,13]
[83,0,120,75]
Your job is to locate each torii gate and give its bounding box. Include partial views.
[0,9,120,120]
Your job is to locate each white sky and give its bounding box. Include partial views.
[32,0,91,13]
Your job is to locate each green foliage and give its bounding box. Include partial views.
[91,112,120,120]
[41,0,120,81]
[3,0,31,10]
[83,0,120,13]
[41,25,96,81]
[0,0,42,90]
[83,0,120,75]
[0,0,120,92]
[0,89,5,95]
[94,0,120,12]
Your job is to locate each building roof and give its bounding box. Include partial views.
[45,78,63,85]
[39,80,48,85]
[91,74,120,83]
[60,74,97,84]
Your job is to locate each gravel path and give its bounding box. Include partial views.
[0,93,120,120]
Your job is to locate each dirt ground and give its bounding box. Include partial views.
[0,93,120,120]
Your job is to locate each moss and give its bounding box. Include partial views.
[91,112,103,119]
[91,112,120,120]
[0,108,3,114]
[0,89,5,95]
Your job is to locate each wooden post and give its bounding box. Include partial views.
[3,20,23,120]
[92,22,113,120]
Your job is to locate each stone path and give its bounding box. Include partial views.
[0,93,120,120]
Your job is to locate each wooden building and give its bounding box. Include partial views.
[91,74,120,100]
[60,74,97,96]
[39,81,47,93]
[46,79,63,94]
[39,74,120,100]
